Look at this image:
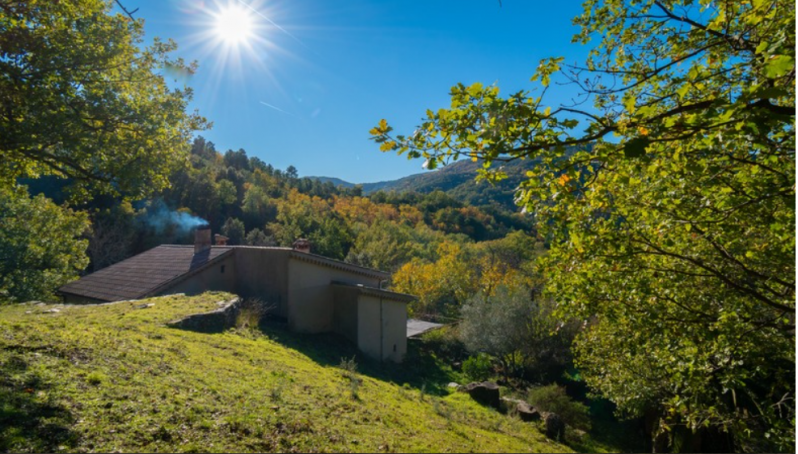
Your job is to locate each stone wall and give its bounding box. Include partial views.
[166,297,242,333]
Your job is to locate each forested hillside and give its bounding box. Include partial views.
[22,136,539,314]
[309,157,544,210]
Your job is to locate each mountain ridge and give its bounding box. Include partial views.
[307,158,541,210]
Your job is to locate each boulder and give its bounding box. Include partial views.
[516,401,541,422]
[544,412,566,440]
[460,381,501,409]
[500,397,541,421]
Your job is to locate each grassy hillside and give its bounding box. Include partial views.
[0,293,574,453]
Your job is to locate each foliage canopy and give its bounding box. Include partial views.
[372,0,795,450]
[0,0,207,199]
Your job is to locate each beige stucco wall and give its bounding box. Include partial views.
[333,286,359,344]
[356,295,408,363]
[381,298,408,363]
[287,258,381,333]
[232,248,291,318]
[164,254,237,297]
[357,295,382,361]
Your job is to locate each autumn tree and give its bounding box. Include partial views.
[373,0,794,450]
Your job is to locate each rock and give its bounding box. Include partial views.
[447,382,461,389]
[500,397,541,421]
[544,412,566,440]
[167,297,241,333]
[516,401,541,422]
[136,303,155,309]
[43,308,60,314]
[460,381,501,409]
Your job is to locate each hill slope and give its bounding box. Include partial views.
[308,158,541,210]
[0,293,571,453]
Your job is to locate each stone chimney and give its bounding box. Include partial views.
[194,225,212,254]
[214,234,229,246]
[292,238,311,253]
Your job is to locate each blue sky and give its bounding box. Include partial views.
[127,0,589,183]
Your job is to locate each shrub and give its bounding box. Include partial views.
[235,299,269,331]
[527,384,591,431]
[462,353,493,382]
[420,325,467,362]
[338,356,360,400]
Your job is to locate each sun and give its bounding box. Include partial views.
[214,5,253,45]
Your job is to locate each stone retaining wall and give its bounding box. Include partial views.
[166,297,242,333]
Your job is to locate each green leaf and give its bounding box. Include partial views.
[623,138,650,158]
[764,55,794,78]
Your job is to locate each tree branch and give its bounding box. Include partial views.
[113,0,139,20]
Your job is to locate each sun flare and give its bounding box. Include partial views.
[214,5,253,45]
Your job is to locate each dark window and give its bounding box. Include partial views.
[393,344,397,353]
[220,265,226,274]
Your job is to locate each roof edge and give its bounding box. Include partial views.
[290,252,390,279]
[331,281,416,303]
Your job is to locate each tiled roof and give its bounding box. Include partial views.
[59,245,233,302]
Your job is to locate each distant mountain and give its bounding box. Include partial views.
[307,176,356,189]
[307,158,542,210]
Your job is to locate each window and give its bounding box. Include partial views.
[220,265,226,274]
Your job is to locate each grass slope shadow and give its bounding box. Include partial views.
[0,349,79,452]
[259,320,455,397]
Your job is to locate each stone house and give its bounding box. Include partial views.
[59,227,414,362]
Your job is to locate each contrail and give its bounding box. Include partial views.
[235,0,308,48]
[260,101,297,117]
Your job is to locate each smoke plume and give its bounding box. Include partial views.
[139,200,207,233]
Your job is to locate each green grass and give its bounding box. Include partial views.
[0,292,572,453]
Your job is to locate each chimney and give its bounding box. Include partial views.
[214,233,229,246]
[292,238,311,253]
[194,225,212,254]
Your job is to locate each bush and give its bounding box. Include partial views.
[462,353,493,382]
[420,325,467,362]
[235,299,269,331]
[527,384,591,431]
[338,356,360,400]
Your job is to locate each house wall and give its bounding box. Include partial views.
[332,286,359,344]
[232,248,291,318]
[164,254,237,297]
[380,298,408,363]
[287,258,380,333]
[356,295,408,363]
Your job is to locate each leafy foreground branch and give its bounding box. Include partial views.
[372,0,795,451]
